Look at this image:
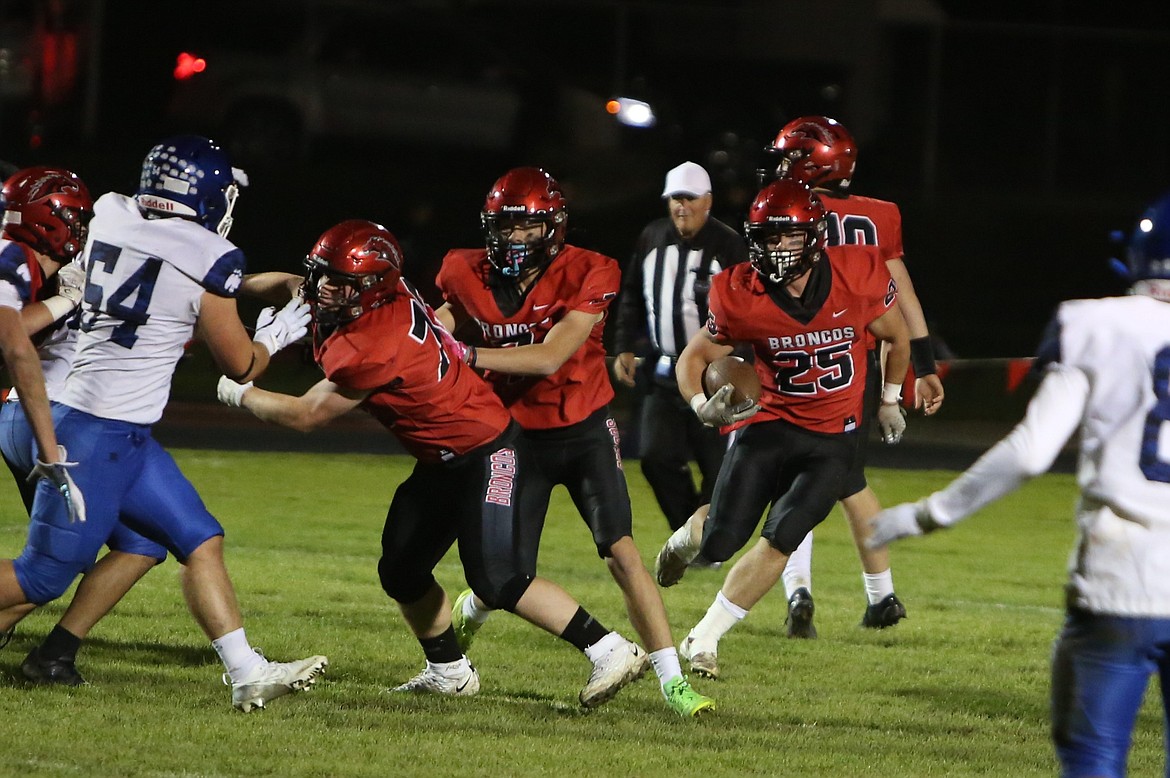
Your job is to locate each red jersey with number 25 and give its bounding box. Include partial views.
[315,280,512,463]
[437,245,619,430]
[707,245,895,435]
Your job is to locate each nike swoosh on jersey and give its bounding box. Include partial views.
[833,309,848,317]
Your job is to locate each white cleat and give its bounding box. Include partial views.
[228,654,328,712]
[679,635,719,680]
[655,519,701,587]
[579,639,650,708]
[392,662,480,696]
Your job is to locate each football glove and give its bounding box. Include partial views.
[55,260,87,306]
[867,499,944,548]
[436,324,474,366]
[877,402,907,445]
[253,296,311,357]
[217,375,253,407]
[690,384,758,428]
[28,445,86,523]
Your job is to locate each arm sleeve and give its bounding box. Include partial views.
[924,364,1089,526]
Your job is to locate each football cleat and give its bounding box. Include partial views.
[579,639,649,708]
[21,646,86,686]
[663,676,716,718]
[655,520,700,587]
[451,588,482,653]
[678,635,719,680]
[1,626,14,650]
[392,661,480,696]
[785,587,817,639]
[861,593,908,629]
[227,654,328,712]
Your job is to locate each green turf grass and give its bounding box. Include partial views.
[0,453,1163,777]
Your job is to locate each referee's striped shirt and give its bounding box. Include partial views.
[612,216,748,370]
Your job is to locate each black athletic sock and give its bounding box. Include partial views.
[418,625,464,665]
[40,625,82,662]
[559,607,610,652]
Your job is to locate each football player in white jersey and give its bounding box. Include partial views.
[869,190,1170,778]
[0,166,168,685]
[0,136,326,712]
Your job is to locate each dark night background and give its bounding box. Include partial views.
[4,0,1170,358]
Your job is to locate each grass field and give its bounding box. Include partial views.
[0,451,1163,777]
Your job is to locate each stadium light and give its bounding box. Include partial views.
[606,97,656,128]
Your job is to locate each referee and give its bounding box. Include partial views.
[611,161,748,532]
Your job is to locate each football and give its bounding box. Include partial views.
[702,355,761,406]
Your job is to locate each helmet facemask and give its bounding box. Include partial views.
[482,213,563,278]
[747,222,826,286]
[302,262,383,328]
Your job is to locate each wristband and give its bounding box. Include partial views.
[42,295,77,321]
[689,394,707,414]
[465,345,477,368]
[881,382,902,405]
[909,336,937,377]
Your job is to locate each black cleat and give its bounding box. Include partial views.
[21,647,87,686]
[861,593,907,629]
[785,588,817,639]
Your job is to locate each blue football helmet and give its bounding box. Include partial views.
[135,135,245,238]
[1119,190,1170,301]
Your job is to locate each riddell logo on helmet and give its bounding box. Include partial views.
[500,205,527,213]
[137,195,176,212]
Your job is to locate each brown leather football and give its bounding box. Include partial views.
[702,356,761,406]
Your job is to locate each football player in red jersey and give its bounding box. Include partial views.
[217,220,651,708]
[654,179,911,679]
[758,115,944,637]
[434,167,714,717]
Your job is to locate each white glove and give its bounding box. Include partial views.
[867,499,947,548]
[217,375,253,407]
[877,402,907,445]
[28,445,86,523]
[690,384,759,428]
[56,261,87,305]
[253,296,311,356]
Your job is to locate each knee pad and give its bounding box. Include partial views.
[13,550,79,605]
[377,556,435,604]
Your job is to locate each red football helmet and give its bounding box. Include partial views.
[760,115,857,192]
[1,166,93,263]
[744,179,827,286]
[302,219,404,327]
[481,167,568,278]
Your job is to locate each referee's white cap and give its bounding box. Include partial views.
[662,161,711,198]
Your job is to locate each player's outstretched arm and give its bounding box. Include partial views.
[867,365,1089,548]
[240,272,304,304]
[473,310,601,376]
[218,377,368,433]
